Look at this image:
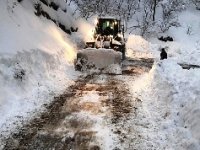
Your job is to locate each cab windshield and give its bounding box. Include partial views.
[96,18,119,36]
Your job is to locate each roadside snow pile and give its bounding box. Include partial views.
[123,5,200,149]
[127,35,150,52]
[0,0,79,141]
[125,9,200,147]
[127,59,200,149]
[160,60,200,145]
[126,35,154,58]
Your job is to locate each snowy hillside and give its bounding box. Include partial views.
[126,4,200,149]
[0,0,79,140]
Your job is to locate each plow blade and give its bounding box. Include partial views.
[75,48,122,74]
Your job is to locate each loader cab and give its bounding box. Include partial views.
[95,18,121,37]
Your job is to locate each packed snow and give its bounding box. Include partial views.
[0,0,79,141]
[123,59,200,149]
[125,5,200,149]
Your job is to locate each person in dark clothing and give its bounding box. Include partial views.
[160,48,167,60]
[104,26,114,35]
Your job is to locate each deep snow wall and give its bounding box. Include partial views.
[127,60,200,149]
[126,30,200,149]
[0,0,79,143]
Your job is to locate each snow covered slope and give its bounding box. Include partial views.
[126,60,200,149]
[148,6,200,65]
[0,0,79,141]
[127,6,200,149]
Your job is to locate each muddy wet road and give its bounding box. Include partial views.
[3,57,154,150]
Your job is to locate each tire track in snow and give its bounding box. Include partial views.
[2,58,154,150]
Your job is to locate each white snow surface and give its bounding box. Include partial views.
[126,59,200,149]
[126,7,200,148]
[148,8,200,65]
[1,0,200,149]
[0,0,79,141]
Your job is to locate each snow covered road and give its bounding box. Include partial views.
[1,0,200,149]
[2,57,154,150]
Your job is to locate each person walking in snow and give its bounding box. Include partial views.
[160,48,167,60]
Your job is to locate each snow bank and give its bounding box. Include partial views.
[127,35,150,52]
[0,0,79,141]
[160,60,200,145]
[124,5,200,149]
[0,0,76,58]
[0,50,77,137]
[142,8,200,146]
[126,35,154,58]
[127,59,200,149]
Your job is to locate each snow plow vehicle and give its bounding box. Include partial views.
[75,17,126,74]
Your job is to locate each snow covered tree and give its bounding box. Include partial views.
[143,0,160,21]
[72,0,139,21]
[72,0,188,36]
[135,0,186,35]
[137,0,154,36]
[159,0,185,32]
[31,0,78,34]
